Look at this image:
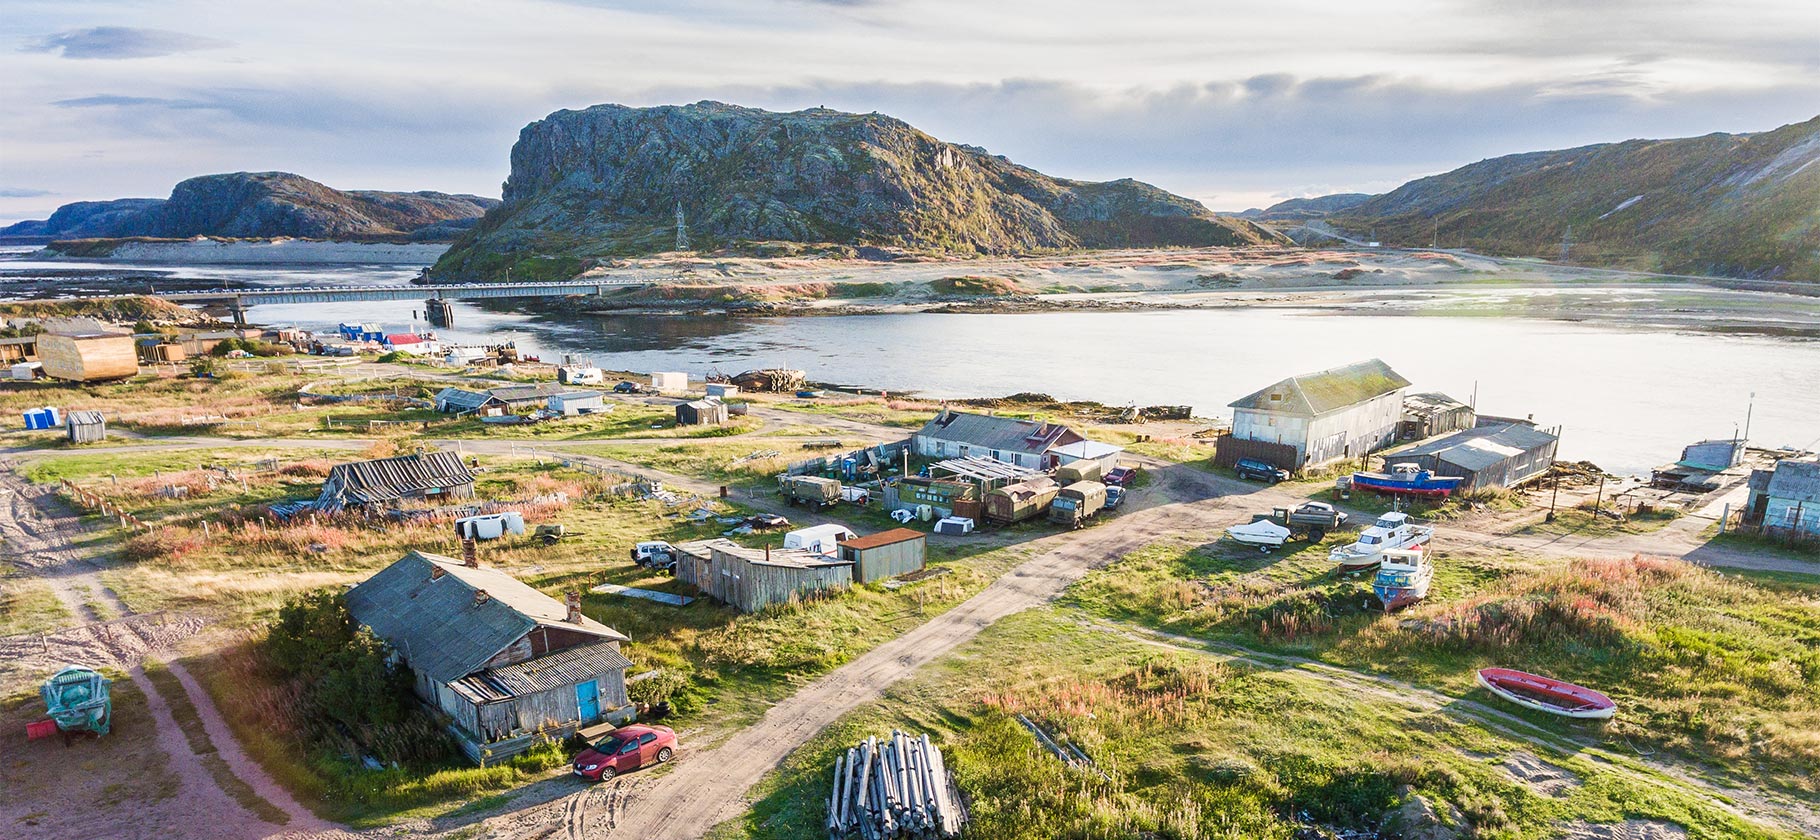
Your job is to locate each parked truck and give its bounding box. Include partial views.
[1048,480,1108,529]
[1257,501,1350,541]
[779,474,842,509]
[984,476,1060,523]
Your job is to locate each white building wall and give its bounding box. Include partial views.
[1232,409,1312,461]
[1233,390,1406,468]
[1765,497,1820,536]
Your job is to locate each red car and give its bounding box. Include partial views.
[571,724,678,780]
[1105,466,1139,487]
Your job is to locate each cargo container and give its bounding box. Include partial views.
[1048,480,1107,529]
[983,476,1060,523]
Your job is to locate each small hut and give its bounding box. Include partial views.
[676,399,728,426]
[36,332,138,382]
[314,451,476,513]
[65,410,106,444]
[837,529,927,583]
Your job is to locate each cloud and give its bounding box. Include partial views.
[23,26,230,60]
[0,187,54,198]
[52,94,220,110]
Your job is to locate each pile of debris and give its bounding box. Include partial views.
[730,368,806,393]
[1546,460,1608,487]
[828,731,966,839]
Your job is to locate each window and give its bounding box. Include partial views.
[620,742,639,755]
[638,733,657,745]
[1270,393,1282,402]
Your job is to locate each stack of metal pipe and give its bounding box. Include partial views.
[827,730,966,839]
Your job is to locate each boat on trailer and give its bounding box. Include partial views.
[1350,463,1466,498]
[1225,519,1291,552]
[1476,668,1616,720]
[1329,511,1432,571]
[1371,548,1433,610]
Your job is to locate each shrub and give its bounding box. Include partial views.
[122,527,208,564]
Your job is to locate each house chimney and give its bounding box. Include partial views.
[430,564,445,580]
[473,589,490,606]
[565,591,583,624]
[461,537,478,567]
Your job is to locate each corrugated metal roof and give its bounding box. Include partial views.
[1401,423,1559,472]
[549,390,605,401]
[1765,459,1820,504]
[1402,392,1470,419]
[916,411,1080,456]
[1230,359,1411,416]
[838,528,925,551]
[315,451,474,511]
[346,551,629,685]
[449,642,633,702]
[489,383,567,403]
[436,387,495,410]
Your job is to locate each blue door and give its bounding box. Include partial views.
[576,680,600,721]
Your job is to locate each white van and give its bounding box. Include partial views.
[782,524,857,556]
[454,512,525,540]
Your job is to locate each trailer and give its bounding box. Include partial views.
[781,475,842,510]
[1265,501,1350,541]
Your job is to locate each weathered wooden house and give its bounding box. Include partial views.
[314,451,476,513]
[1396,423,1560,492]
[0,335,35,364]
[65,410,106,444]
[913,410,1083,471]
[1400,392,1476,440]
[675,539,853,613]
[346,550,635,762]
[1220,359,1410,472]
[837,529,927,583]
[434,387,507,415]
[676,399,728,426]
[36,332,138,382]
[1745,459,1820,538]
[488,383,568,408]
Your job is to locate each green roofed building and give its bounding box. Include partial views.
[1226,358,1412,470]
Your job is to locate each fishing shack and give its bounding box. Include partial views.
[1395,422,1561,492]
[837,529,927,583]
[1219,358,1410,472]
[65,410,106,444]
[678,540,853,613]
[1400,392,1476,440]
[36,331,138,382]
[314,451,476,513]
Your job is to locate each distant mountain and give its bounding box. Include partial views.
[1332,116,1820,280]
[0,172,498,242]
[435,101,1280,279]
[1239,193,1373,221]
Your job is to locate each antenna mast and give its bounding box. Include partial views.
[675,202,690,251]
[1560,224,1572,262]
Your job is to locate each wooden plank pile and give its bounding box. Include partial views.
[827,731,966,839]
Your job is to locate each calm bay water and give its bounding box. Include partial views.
[2,248,1815,476]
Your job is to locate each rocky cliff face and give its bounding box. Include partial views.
[1,173,496,241]
[1332,115,1820,280]
[435,102,1276,279]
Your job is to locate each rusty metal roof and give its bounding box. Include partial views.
[837,528,926,551]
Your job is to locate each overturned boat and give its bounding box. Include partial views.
[1371,547,1433,610]
[1350,463,1466,498]
[1329,511,1432,571]
[1476,668,1616,720]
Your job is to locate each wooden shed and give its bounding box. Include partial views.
[36,332,138,382]
[1396,423,1560,492]
[837,529,927,583]
[65,410,106,444]
[677,540,852,613]
[314,451,476,513]
[346,551,635,763]
[676,399,728,426]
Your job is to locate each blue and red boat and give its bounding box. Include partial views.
[1349,463,1466,498]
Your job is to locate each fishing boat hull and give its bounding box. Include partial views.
[1349,472,1465,497]
[1476,668,1616,720]
[1372,580,1430,610]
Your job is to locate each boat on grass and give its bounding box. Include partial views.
[1329,511,1432,571]
[1371,548,1433,610]
[1225,519,1290,552]
[1350,463,1466,497]
[1476,668,1616,719]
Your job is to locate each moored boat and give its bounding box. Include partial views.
[1350,463,1466,497]
[1371,547,1433,609]
[1329,511,1432,571]
[1476,668,1616,719]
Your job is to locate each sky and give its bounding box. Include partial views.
[3,0,1819,223]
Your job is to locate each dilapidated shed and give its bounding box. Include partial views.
[346,550,634,762]
[676,399,728,426]
[678,540,853,613]
[1745,458,1820,537]
[315,451,476,513]
[1397,423,1560,492]
[65,410,105,444]
[838,529,927,583]
[1400,392,1476,440]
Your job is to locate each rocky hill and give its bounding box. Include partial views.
[1331,115,1820,280]
[1,173,497,242]
[434,102,1277,279]
[1238,193,1372,221]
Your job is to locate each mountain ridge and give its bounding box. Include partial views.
[1,172,497,242]
[433,101,1279,280]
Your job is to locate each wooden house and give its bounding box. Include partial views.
[487,383,567,408]
[1396,423,1560,492]
[0,335,35,364]
[913,410,1083,470]
[1745,459,1820,538]
[65,410,106,444]
[346,550,635,762]
[837,529,927,583]
[314,451,476,513]
[36,332,138,382]
[1219,359,1410,472]
[434,387,508,416]
[674,538,852,613]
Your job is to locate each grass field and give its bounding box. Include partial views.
[711,609,1795,840]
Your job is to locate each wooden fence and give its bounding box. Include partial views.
[1211,433,1300,473]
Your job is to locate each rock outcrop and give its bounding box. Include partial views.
[1,173,497,241]
[434,101,1277,279]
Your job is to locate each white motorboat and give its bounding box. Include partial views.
[1226,519,1291,552]
[1329,511,1432,571]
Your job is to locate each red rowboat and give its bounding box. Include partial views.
[1476,668,1616,719]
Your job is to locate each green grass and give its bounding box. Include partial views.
[711,609,1794,840]
[0,573,70,636]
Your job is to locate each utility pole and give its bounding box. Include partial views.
[1547,470,1559,522]
[675,202,690,251]
[1743,392,1755,443]
[1560,224,1573,263]
[1593,473,1605,521]
[1431,218,1438,249]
